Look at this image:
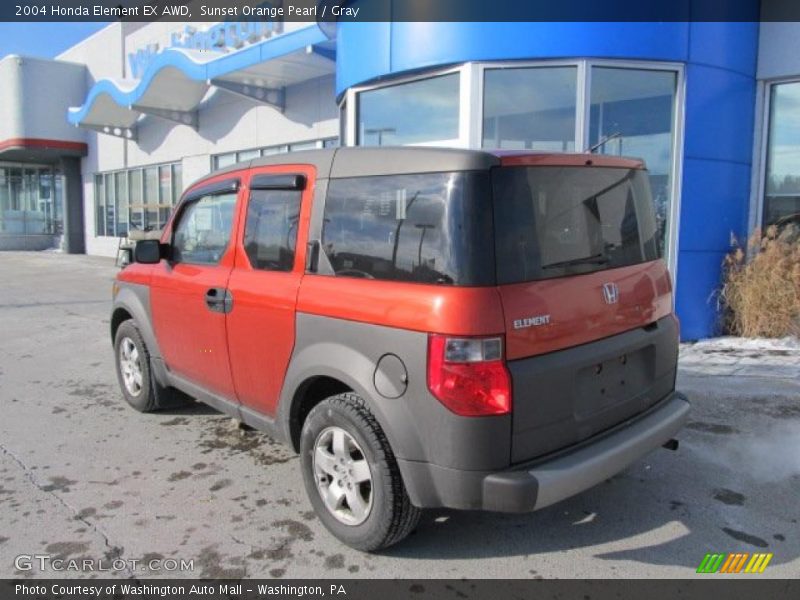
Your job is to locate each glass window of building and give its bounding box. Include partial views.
[116,172,129,237]
[0,165,61,236]
[95,161,181,237]
[129,170,143,232]
[95,174,105,236]
[764,81,800,226]
[289,140,319,152]
[262,144,289,156]
[483,66,578,151]
[238,149,261,162]
[358,73,460,146]
[143,166,159,231]
[104,173,115,237]
[214,153,237,170]
[589,67,677,254]
[172,163,183,204]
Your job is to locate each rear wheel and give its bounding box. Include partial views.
[300,393,421,551]
[114,319,187,412]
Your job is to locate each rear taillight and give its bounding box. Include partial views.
[427,335,512,416]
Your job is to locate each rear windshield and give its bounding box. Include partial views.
[322,172,495,285]
[492,166,660,284]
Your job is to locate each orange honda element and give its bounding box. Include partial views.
[111,147,689,550]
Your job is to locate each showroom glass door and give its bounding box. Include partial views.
[0,163,63,236]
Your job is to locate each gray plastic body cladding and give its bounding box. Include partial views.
[112,281,169,387]
[400,390,688,511]
[509,316,679,464]
[484,391,689,512]
[279,313,512,476]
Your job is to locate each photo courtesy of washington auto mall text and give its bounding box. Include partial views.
[13,583,347,598]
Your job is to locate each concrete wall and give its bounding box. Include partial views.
[0,55,87,144]
[757,23,800,80]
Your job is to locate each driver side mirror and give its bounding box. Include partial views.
[134,239,168,264]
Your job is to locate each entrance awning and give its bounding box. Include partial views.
[67,24,335,140]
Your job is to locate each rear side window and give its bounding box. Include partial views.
[493,166,660,284]
[321,172,494,285]
[243,189,301,271]
[172,193,237,265]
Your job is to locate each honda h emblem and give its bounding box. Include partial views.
[602,282,619,305]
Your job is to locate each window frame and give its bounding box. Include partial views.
[754,77,800,230]
[93,160,182,238]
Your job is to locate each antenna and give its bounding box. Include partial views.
[588,132,622,153]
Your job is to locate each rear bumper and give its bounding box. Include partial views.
[398,391,690,512]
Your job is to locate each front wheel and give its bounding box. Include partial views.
[113,319,187,412]
[300,393,421,551]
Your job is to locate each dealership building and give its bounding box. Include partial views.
[0,15,798,339]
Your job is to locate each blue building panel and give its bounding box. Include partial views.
[687,22,759,76]
[678,158,751,252]
[337,21,691,96]
[674,249,730,340]
[683,64,756,166]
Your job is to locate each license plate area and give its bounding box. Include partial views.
[574,346,654,419]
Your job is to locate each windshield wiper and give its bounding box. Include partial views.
[542,253,609,270]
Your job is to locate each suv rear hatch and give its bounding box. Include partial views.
[491,157,678,463]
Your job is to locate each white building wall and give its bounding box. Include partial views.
[57,22,339,257]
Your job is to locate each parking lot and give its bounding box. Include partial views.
[0,252,798,579]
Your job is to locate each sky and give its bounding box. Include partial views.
[0,23,108,60]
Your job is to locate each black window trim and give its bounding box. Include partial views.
[181,178,240,204]
[250,173,306,191]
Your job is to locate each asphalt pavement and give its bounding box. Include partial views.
[0,252,797,579]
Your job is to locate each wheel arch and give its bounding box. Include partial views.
[286,374,353,452]
[111,283,169,387]
[278,344,424,465]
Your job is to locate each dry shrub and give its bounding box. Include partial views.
[720,223,800,337]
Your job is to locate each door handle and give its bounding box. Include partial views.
[205,288,233,313]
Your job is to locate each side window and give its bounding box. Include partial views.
[320,172,494,285]
[172,192,237,264]
[243,189,302,271]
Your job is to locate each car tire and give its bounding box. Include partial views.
[113,319,187,412]
[300,392,421,551]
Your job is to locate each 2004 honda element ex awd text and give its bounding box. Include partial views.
[110,147,689,551]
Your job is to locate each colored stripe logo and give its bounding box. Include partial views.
[697,552,773,574]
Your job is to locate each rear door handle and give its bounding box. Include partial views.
[205,288,233,313]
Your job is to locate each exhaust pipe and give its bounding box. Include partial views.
[662,438,679,451]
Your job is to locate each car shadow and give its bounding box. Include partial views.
[156,400,220,416]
